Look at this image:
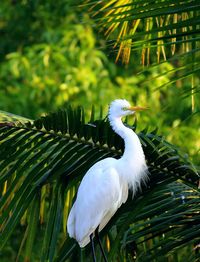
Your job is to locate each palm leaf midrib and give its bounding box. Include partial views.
[1,122,123,154]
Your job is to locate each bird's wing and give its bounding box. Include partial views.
[67,157,127,247]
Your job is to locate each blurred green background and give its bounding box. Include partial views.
[0,1,199,261]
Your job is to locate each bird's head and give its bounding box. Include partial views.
[109,99,146,119]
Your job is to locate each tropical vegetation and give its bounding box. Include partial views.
[0,0,199,261]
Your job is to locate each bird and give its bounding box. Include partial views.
[67,99,148,262]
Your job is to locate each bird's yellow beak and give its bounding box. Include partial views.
[128,106,147,111]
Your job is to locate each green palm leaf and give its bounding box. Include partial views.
[86,0,200,112]
[87,0,200,64]
[0,105,199,261]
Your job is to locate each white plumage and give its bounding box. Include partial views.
[67,99,148,247]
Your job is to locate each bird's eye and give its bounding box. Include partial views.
[122,107,128,111]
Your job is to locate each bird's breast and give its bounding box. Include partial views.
[117,154,148,193]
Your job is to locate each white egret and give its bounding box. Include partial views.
[67,99,148,261]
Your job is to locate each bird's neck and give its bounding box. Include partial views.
[109,117,142,160]
[109,116,147,193]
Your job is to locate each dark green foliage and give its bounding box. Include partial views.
[0,105,199,261]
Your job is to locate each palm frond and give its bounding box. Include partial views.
[0,110,30,125]
[87,0,200,65]
[0,106,199,261]
[108,182,200,261]
[86,0,200,115]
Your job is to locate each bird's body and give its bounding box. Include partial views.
[67,99,148,249]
